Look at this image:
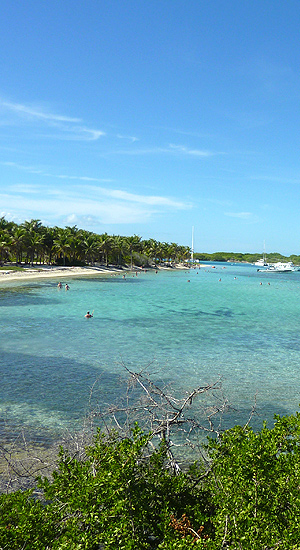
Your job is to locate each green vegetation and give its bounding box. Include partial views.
[2,215,299,269]
[0,216,191,268]
[2,413,300,549]
[194,251,300,264]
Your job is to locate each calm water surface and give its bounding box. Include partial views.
[1,263,300,442]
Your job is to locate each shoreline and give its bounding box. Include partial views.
[0,263,191,284]
[0,265,130,283]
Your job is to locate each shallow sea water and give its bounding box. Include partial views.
[1,263,300,442]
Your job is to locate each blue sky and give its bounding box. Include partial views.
[1,1,300,255]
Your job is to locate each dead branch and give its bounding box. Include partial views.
[87,364,232,471]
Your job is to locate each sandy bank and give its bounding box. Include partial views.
[0,265,125,283]
[0,262,197,284]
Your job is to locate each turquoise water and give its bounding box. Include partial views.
[1,263,300,442]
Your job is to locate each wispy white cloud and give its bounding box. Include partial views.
[207,198,234,207]
[2,161,44,174]
[0,99,105,141]
[98,188,191,208]
[64,214,100,227]
[43,125,105,141]
[154,126,213,139]
[168,144,215,157]
[12,181,190,211]
[2,162,113,183]
[8,184,43,194]
[54,174,113,182]
[249,174,300,185]
[116,134,139,142]
[105,143,219,157]
[2,101,81,123]
[224,211,256,221]
[0,181,192,226]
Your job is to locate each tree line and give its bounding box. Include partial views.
[194,251,300,264]
[2,215,299,269]
[0,217,191,268]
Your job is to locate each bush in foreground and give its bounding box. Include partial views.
[0,426,211,549]
[2,414,300,549]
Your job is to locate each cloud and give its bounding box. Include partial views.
[249,174,300,185]
[154,126,213,139]
[0,182,192,227]
[0,99,105,141]
[117,134,139,142]
[2,161,192,219]
[168,144,215,157]
[224,211,255,220]
[2,101,81,123]
[104,144,219,157]
[43,125,105,141]
[54,174,113,182]
[2,162,113,183]
[2,161,44,174]
[8,184,43,194]
[0,193,171,225]
[207,198,233,207]
[98,188,191,209]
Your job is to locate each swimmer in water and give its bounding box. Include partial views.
[85,311,93,318]
[65,283,70,290]
[57,282,62,288]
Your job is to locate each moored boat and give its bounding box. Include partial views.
[257,262,298,272]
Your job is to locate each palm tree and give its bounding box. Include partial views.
[143,239,160,266]
[0,230,12,264]
[54,229,72,266]
[22,219,43,234]
[63,226,85,264]
[21,219,44,266]
[0,216,15,232]
[166,242,181,264]
[177,245,191,263]
[97,233,113,266]
[125,235,142,269]
[11,226,26,264]
[82,234,98,264]
[26,232,44,266]
[42,226,57,265]
[112,235,128,266]
[1,216,191,271]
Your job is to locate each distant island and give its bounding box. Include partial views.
[194,251,300,265]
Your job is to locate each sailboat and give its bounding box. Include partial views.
[254,241,269,267]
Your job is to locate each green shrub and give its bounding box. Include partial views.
[0,426,210,549]
[207,412,300,549]
[3,414,300,549]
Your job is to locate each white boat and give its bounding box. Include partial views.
[254,241,269,267]
[254,258,269,267]
[257,262,298,273]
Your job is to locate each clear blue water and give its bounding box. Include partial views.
[1,263,300,442]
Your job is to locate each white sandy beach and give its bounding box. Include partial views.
[0,263,192,284]
[0,265,126,283]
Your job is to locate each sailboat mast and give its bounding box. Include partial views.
[191,226,194,262]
